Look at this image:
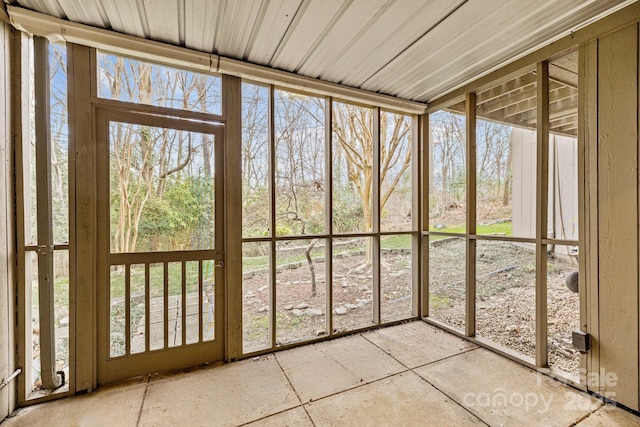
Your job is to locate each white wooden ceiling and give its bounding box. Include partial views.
[3,0,635,103]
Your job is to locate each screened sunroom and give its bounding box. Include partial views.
[2,1,640,426]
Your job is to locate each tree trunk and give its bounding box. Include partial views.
[305,239,318,297]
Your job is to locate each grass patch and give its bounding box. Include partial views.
[429,221,512,236]
[430,294,452,310]
[380,234,412,250]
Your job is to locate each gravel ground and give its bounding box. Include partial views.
[242,247,414,353]
[241,237,580,376]
[429,238,580,376]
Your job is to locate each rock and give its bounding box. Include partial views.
[345,303,358,310]
[341,282,349,288]
[291,309,304,316]
[258,306,269,313]
[295,303,309,309]
[59,316,69,326]
[356,302,365,308]
[316,330,327,336]
[284,304,294,310]
[334,306,348,315]
[258,285,268,292]
[306,309,323,317]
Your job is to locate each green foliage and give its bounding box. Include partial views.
[332,185,364,232]
[136,177,214,251]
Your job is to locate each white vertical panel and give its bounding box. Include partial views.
[512,129,537,238]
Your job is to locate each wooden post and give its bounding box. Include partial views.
[0,21,16,415]
[421,113,430,317]
[411,114,421,317]
[579,40,599,391]
[536,61,550,368]
[325,97,333,335]
[373,107,381,325]
[223,75,242,361]
[69,44,95,391]
[34,36,62,390]
[12,28,31,404]
[465,93,476,337]
[268,85,276,348]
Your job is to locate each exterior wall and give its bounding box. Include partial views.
[0,20,16,422]
[549,134,579,242]
[512,128,537,238]
[513,129,578,247]
[582,22,640,410]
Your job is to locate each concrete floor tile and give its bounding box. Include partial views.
[3,378,147,427]
[415,348,603,427]
[363,321,477,368]
[138,355,298,427]
[275,335,405,404]
[275,342,360,403]
[305,372,484,427]
[317,335,406,381]
[575,404,640,426]
[243,406,313,427]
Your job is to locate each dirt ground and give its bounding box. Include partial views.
[429,238,580,376]
[241,238,580,377]
[242,249,414,352]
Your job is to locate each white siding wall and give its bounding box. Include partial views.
[512,128,578,252]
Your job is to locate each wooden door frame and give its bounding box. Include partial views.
[94,107,226,384]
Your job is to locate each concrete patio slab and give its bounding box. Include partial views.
[274,341,364,403]
[415,348,603,427]
[243,407,314,427]
[576,404,640,426]
[138,355,298,427]
[305,371,484,426]
[275,333,405,403]
[363,321,478,368]
[2,378,147,427]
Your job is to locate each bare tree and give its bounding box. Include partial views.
[333,105,412,264]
